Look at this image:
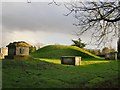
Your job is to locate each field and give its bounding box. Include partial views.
[2,45,120,88]
[2,58,119,88]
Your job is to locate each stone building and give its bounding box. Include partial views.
[0,47,8,59]
[105,51,118,60]
[6,41,31,59]
[61,56,81,66]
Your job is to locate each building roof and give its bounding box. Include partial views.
[6,41,32,47]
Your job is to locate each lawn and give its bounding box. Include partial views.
[36,58,110,65]
[2,58,119,88]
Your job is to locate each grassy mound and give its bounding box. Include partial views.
[31,45,102,59]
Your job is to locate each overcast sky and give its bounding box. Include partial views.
[1,1,117,50]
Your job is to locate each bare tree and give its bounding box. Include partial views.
[63,1,120,46]
[28,0,120,49]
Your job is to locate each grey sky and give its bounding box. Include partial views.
[0,2,1,26]
[1,2,117,50]
[2,2,79,47]
[2,2,76,33]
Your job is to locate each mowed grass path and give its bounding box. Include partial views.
[2,58,119,88]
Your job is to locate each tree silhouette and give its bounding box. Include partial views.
[71,38,86,48]
[64,1,120,46]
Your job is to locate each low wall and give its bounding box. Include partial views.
[61,56,81,66]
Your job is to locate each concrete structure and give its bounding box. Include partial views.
[105,52,118,60]
[0,47,8,59]
[61,56,81,66]
[6,41,31,59]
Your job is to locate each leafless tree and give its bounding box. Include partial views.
[28,0,120,49]
[49,0,119,47]
[63,0,120,47]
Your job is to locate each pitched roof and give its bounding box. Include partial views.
[6,41,32,47]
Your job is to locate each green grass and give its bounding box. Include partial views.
[31,45,102,59]
[36,58,110,65]
[2,58,119,88]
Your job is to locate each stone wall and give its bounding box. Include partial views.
[0,48,8,59]
[1,48,8,56]
[8,47,16,56]
[105,52,118,60]
[0,53,4,59]
[61,56,81,66]
[75,57,81,65]
[16,47,29,55]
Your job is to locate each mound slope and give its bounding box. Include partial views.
[31,45,102,59]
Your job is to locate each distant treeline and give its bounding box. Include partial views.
[85,47,116,56]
